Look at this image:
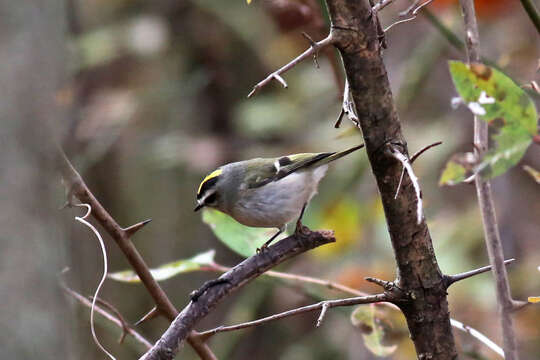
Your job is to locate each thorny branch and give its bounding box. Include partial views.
[196,293,390,340]
[458,1,521,359]
[58,151,217,360]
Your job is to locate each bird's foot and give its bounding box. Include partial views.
[295,220,309,235]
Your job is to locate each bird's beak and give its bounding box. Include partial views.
[194,203,204,212]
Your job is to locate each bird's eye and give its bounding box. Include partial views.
[205,192,218,205]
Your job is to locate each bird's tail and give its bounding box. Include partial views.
[316,144,365,166]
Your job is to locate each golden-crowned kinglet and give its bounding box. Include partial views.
[195,144,364,250]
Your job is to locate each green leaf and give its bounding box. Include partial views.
[439,155,469,186]
[108,250,216,283]
[442,61,538,183]
[351,305,397,357]
[202,209,286,257]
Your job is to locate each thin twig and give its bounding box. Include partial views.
[265,269,364,295]
[399,0,422,16]
[519,0,540,34]
[135,307,160,326]
[458,1,520,359]
[384,16,417,32]
[384,0,435,32]
[247,34,334,98]
[89,296,130,344]
[207,261,367,296]
[140,228,335,360]
[372,0,395,13]
[410,141,443,163]
[58,151,217,360]
[61,284,153,349]
[450,319,504,358]
[197,293,389,338]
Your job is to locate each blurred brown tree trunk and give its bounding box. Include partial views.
[0,1,75,358]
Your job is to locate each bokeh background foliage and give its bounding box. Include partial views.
[1,0,538,359]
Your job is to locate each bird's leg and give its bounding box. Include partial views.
[257,227,284,253]
[190,277,231,302]
[295,203,308,234]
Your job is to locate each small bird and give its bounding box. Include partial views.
[195,144,364,250]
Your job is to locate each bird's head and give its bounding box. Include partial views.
[194,168,223,212]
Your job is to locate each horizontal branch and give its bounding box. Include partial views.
[140,228,335,360]
[197,293,389,339]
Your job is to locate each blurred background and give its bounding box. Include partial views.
[1,0,538,359]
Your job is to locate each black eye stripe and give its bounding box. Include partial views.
[205,193,217,204]
[278,157,293,166]
[197,176,219,199]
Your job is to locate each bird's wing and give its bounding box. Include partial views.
[245,145,364,189]
[246,152,334,189]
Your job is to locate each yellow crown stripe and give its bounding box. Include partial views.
[198,168,223,194]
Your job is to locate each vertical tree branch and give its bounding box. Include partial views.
[458,1,520,359]
[323,0,457,358]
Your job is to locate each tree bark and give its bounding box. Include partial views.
[323,0,458,358]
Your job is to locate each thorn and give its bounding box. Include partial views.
[272,74,288,89]
[124,219,152,237]
[511,300,530,312]
[365,277,393,291]
[444,258,515,288]
[410,141,443,164]
[134,306,160,326]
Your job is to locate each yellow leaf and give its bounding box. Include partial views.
[246,0,252,4]
[313,197,361,258]
[528,296,540,303]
